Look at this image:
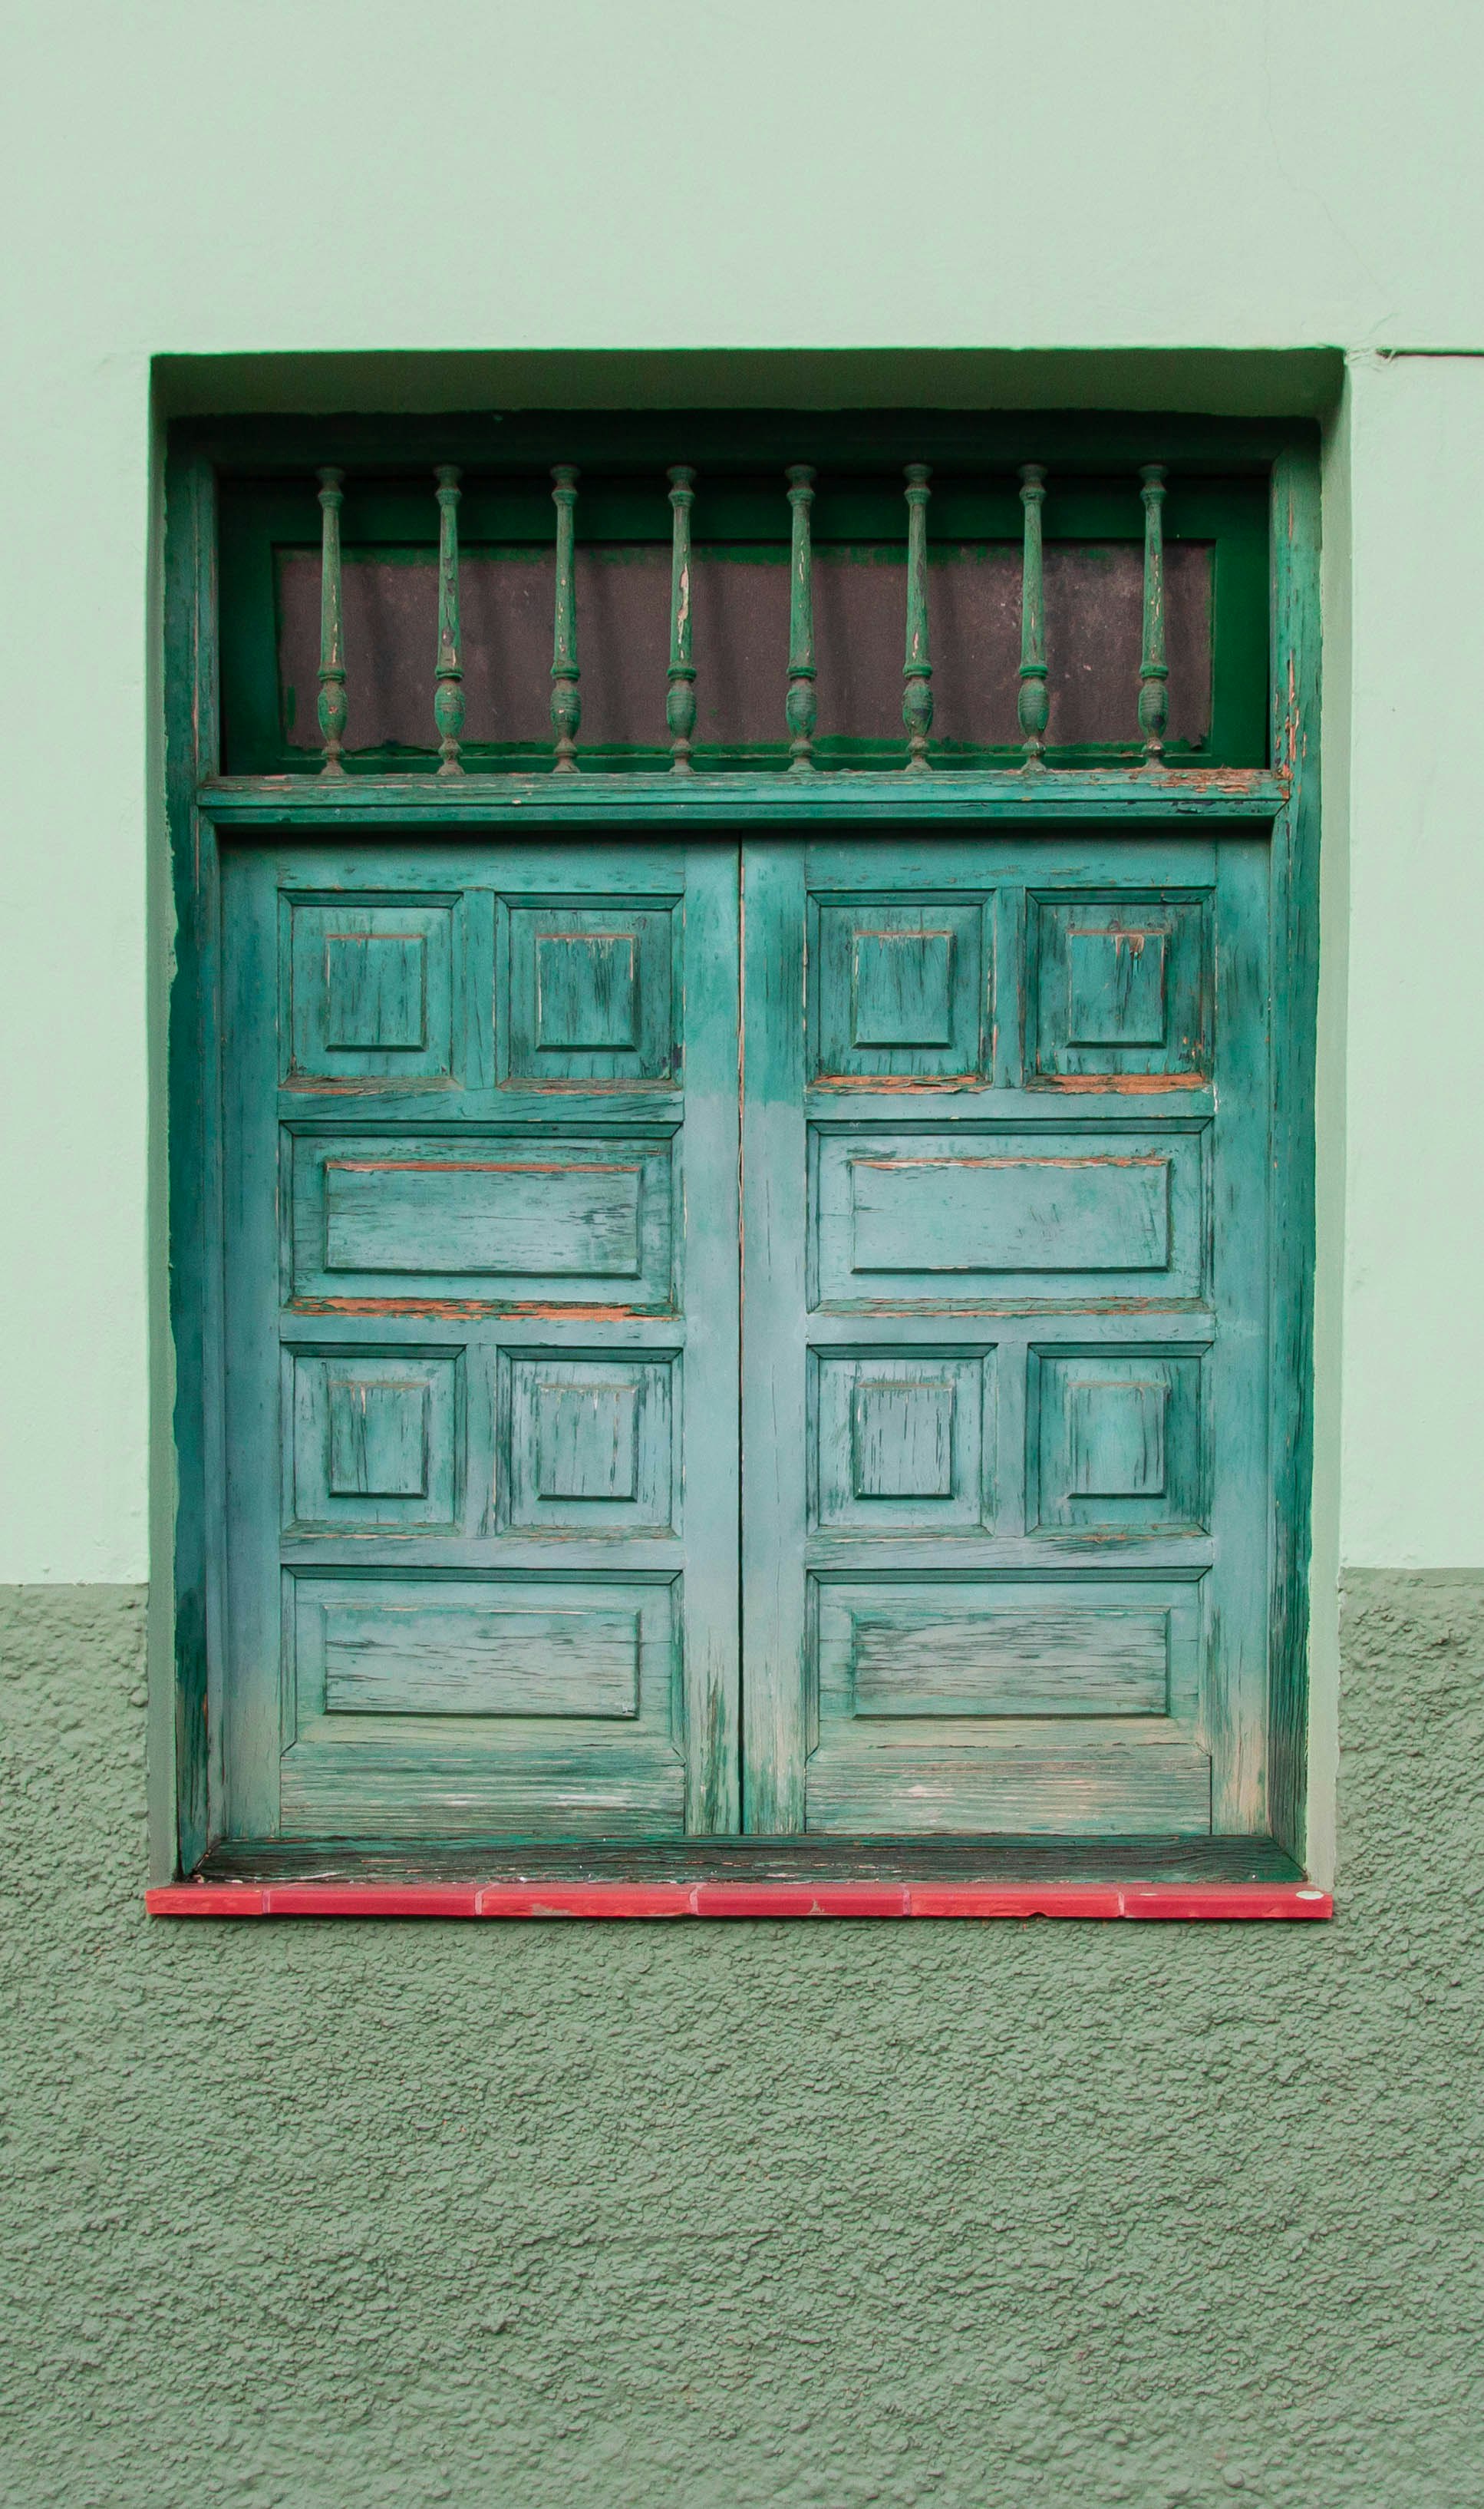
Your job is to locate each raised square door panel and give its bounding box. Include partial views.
[1029,1345,1207,1533]
[810,893,991,1081]
[500,898,680,1087]
[285,1346,463,1532]
[1027,893,1210,1087]
[813,1127,1204,1308]
[812,1349,994,1532]
[502,1352,678,1533]
[282,895,462,1088]
[289,1131,676,1310]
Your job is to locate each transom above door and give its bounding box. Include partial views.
[219,830,1271,1849]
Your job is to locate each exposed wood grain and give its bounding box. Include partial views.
[740,843,810,1829]
[193,1831,1310,1886]
[675,843,744,1832]
[1266,446,1321,1862]
[812,1125,1204,1309]
[218,841,739,1846]
[805,1741,1212,1837]
[766,834,1268,1844]
[200,769,1288,827]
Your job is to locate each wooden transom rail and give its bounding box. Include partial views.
[312,458,1178,780]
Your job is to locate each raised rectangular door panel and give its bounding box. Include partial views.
[281,1573,682,1837]
[299,1580,652,1718]
[821,1580,1196,1719]
[742,835,1270,1841]
[289,1133,674,1307]
[813,1128,1202,1306]
[221,841,740,1844]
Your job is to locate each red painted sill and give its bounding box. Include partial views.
[147,1880,1332,1923]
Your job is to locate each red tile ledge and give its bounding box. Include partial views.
[147,1880,1333,1922]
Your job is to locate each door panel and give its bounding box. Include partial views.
[812,1126,1205,1305]
[221,841,740,1843]
[740,834,1271,1840]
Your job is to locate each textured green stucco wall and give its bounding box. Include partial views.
[3,1576,1482,2509]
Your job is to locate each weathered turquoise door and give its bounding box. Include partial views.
[220,827,1271,1844]
[220,840,741,1840]
[740,835,1271,1838]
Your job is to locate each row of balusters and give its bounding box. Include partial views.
[312,461,1173,777]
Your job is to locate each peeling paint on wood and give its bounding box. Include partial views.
[1138,464,1169,761]
[549,465,581,771]
[1017,464,1049,766]
[902,463,933,771]
[785,464,817,772]
[315,467,348,775]
[432,463,465,775]
[666,465,697,772]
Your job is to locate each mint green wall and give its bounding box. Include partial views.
[0,0,1480,1593]
[5,1580,1482,2508]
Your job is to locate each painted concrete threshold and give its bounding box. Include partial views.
[147,1883,1334,1920]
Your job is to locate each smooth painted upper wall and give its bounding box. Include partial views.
[0,0,1479,1580]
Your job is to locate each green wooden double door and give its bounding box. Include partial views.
[220,830,1272,1844]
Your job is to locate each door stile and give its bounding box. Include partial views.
[219,845,289,1839]
[678,841,743,1833]
[740,842,810,1831]
[1201,837,1273,1831]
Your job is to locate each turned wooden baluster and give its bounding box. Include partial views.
[1139,463,1169,764]
[316,466,348,775]
[785,463,817,772]
[1017,463,1049,768]
[902,462,933,773]
[433,464,465,776]
[550,464,581,772]
[666,464,697,772]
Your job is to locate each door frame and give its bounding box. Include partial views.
[160,426,1319,1880]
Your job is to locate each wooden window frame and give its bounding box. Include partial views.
[155,412,1324,1918]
